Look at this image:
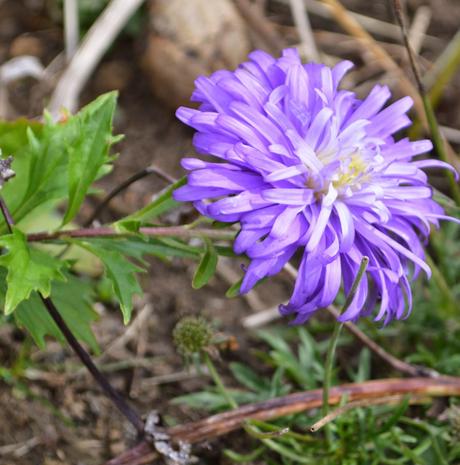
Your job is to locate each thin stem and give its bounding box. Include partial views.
[391,0,460,205]
[422,95,460,205]
[0,195,144,435]
[322,320,343,444]
[321,257,369,443]
[0,198,14,233]
[84,166,176,227]
[203,352,237,409]
[27,225,236,242]
[40,296,144,434]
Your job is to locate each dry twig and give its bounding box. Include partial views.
[106,376,460,465]
[289,0,320,61]
[233,0,287,54]
[49,0,145,115]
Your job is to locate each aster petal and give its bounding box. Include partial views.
[357,222,431,277]
[348,85,391,123]
[306,185,338,252]
[264,164,308,182]
[332,60,354,87]
[262,188,314,205]
[334,201,355,252]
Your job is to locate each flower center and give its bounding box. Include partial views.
[332,152,369,190]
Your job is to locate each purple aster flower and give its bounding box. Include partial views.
[174,48,457,324]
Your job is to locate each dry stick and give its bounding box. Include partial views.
[391,0,460,205]
[283,263,439,378]
[63,0,79,62]
[233,0,287,54]
[289,0,320,61]
[48,0,145,115]
[0,195,145,436]
[84,166,176,227]
[310,394,420,432]
[407,6,431,55]
[106,376,460,465]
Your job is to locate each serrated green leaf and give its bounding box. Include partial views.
[192,240,218,289]
[0,94,118,231]
[63,92,118,225]
[74,240,143,324]
[13,273,99,352]
[116,176,186,228]
[0,228,67,314]
[2,124,68,230]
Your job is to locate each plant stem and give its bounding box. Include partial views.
[322,320,343,445]
[40,296,145,434]
[321,257,369,444]
[203,352,237,409]
[84,165,176,227]
[27,225,236,242]
[0,195,145,436]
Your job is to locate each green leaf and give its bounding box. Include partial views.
[2,123,67,230]
[116,176,186,228]
[74,240,143,324]
[63,92,118,224]
[0,94,118,231]
[226,278,242,298]
[192,239,218,289]
[13,274,99,352]
[0,118,42,155]
[0,228,67,314]
[229,362,270,392]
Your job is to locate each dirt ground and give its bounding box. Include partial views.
[1,0,460,464]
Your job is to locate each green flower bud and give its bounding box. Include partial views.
[173,316,213,356]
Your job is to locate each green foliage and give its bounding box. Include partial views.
[63,92,118,225]
[0,93,207,347]
[174,327,459,464]
[14,274,99,352]
[0,228,67,314]
[74,239,144,324]
[1,93,117,230]
[192,239,218,289]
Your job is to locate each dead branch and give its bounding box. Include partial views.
[106,376,460,465]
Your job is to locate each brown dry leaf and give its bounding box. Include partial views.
[143,0,251,108]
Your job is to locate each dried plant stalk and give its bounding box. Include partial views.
[106,376,460,465]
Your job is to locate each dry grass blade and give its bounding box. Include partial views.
[320,0,425,121]
[289,0,320,60]
[233,0,287,54]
